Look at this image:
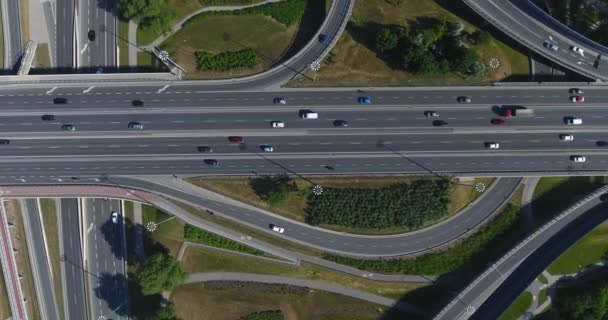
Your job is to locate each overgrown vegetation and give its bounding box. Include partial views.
[200,0,262,5]
[373,17,487,76]
[138,252,186,295]
[184,224,264,255]
[186,0,308,27]
[545,0,608,44]
[324,204,521,275]
[250,174,297,207]
[307,179,451,229]
[555,273,608,319]
[195,48,257,71]
[119,0,175,34]
[240,310,284,320]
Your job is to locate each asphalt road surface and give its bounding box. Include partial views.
[5,0,23,70]
[22,199,60,320]
[59,198,87,320]
[79,0,117,69]
[84,198,128,320]
[56,0,75,69]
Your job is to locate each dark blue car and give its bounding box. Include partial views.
[318,34,328,44]
[358,97,372,104]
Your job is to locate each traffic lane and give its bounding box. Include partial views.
[60,198,88,320]
[1,133,608,156]
[0,154,605,180]
[0,86,602,109]
[0,108,607,132]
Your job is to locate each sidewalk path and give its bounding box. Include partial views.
[521,177,540,228]
[132,201,146,263]
[127,20,138,66]
[0,200,27,319]
[142,0,285,49]
[186,272,422,314]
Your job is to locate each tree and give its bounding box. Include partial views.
[471,30,492,45]
[375,28,399,53]
[468,62,487,77]
[250,175,296,207]
[118,0,174,33]
[447,22,464,37]
[145,305,179,320]
[138,253,185,295]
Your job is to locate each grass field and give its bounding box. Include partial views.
[142,205,184,257]
[32,44,51,68]
[531,177,608,227]
[498,292,532,320]
[288,0,529,87]
[118,18,130,66]
[188,176,494,235]
[538,288,548,306]
[161,15,298,79]
[4,200,40,320]
[180,245,423,299]
[136,0,203,45]
[537,274,548,284]
[39,199,64,320]
[0,264,10,319]
[547,220,608,275]
[172,283,387,320]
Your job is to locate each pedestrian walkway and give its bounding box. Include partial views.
[521,177,540,229]
[133,201,146,263]
[127,20,138,67]
[0,201,27,320]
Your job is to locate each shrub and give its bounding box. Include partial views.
[138,253,185,295]
[240,310,284,320]
[187,0,308,27]
[307,180,451,229]
[471,30,492,45]
[250,175,297,207]
[375,28,399,53]
[195,48,257,71]
[119,0,174,33]
[184,224,264,255]
[324,204,522,275]
[556,275,608,319]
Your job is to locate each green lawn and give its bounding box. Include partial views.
[498,292,533,320]
[537,274,548,285]
[39,199,64,320]
[180,245,423,299]
[531,177,608,227]
[188,176,494,235]
[142,205,184,257]
[32,43,51,68]
[547,220,608,275]
[538,288,548,306]
[288,0,529,87]
[171,283,389,320]
[136,0,203,46]
[118,18,130,66]
[161,15,297,79]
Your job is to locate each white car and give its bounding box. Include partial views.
[486,142,500,149]
[111,211,119,224]
[571,46,584,56]
[271,121,285,128]
[424,111,439,117]
[261,145,274,152]
[271,224,285,234]
[572,156,586,163]
[560,134,574,141]
[274,97,286,105]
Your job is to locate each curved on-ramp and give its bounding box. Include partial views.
[0,176,521,258]
[435,185,608,320]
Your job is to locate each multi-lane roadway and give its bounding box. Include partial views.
[77,0,117,70]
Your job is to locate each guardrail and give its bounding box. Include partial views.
[434,184,608,320]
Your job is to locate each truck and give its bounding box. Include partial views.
[503,106,534,117]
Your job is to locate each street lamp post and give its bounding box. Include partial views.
[310,60,321,82]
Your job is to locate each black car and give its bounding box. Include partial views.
[597,141,608,147]
[457,96,471,103]
[600,193,608,202]
[333,120,348,127]
[53,97,67,104]
[88,30,96,41]
[204,159,219,166]
[41,114,55,121]
[0,139,10,145]
[197,146,212,153]
[432,120,448,127]
[132,100,144,107]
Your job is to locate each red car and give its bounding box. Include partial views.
[491,119,505,125]
[503,109,512,117]
[570,96,584,102]
[228,136,244,143]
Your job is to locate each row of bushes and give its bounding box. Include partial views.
[324,204,522,275]
[205,281,309,295]
[200,0,264,5]
[187,0,308,27]
[307,180,451,229]
[195,48,258,71]
[240,310,284,320]
[184,224,264,256]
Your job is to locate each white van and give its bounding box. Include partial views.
[566,117,583,125]
[301,111,318,119]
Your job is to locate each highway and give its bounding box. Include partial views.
[463,0,607,80]
[59,198,87,320]
[435,186,608,320]
[78,0,117,70]
[22,199,60,320]
[4,0,23,70]
[83,198,128,320]
[56,0,75,69]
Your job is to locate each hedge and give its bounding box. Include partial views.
[195,48,257,71]
[307,180,451,229]
[187,0,308,27]
[240,310,284,320]
[184,224,264,256]
[324,204,522,275]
